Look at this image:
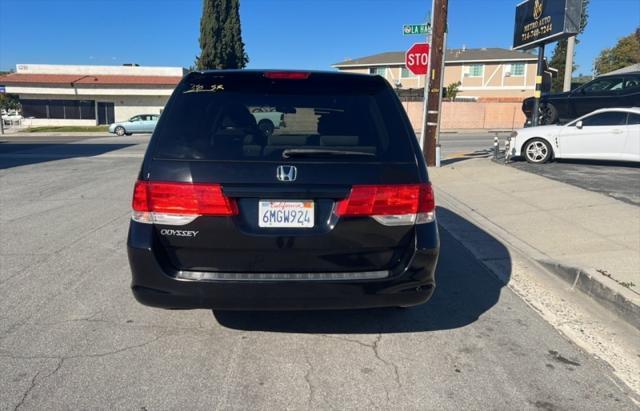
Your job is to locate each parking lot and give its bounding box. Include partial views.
[509,159,640,206]
[0,135,638,409]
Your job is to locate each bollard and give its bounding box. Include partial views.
[504,137,511,163]
[493,135,499,160]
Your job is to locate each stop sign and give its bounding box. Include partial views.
[405,43,430,76]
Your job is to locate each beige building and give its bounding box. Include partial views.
[0,64,185,126]
[333,48,547,100]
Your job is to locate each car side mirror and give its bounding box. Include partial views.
[576,120,583,129]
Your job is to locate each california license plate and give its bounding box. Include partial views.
[258,200,314,228]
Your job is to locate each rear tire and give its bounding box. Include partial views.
[523,138,552,163]
[540,103,558,125]
[115,126,126,136]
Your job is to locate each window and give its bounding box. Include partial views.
[20,99,96,119]
[582,77,625,94]
[580,111,627,127]
[152,73,415,163]
[48,100,65,119]
[511,63,525,76]
[369,67,387,76]
[401,67,415,78]
[468,64,484,77]
[64,101,80,119]
[79,101,95,119]
[129,116,140,122]
[21,99,48,118]
[627,113,640,125]
[624,75,640,90]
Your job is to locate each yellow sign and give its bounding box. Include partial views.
[533,0,544,20]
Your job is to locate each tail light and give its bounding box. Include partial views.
[335,183,435,226]
[131,181,237,225]
[264,71,311,80]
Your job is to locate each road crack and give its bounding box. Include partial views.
[373,334,401,390]
[14,358,64,411]
[303,354,315,408]
[318,334,402,403]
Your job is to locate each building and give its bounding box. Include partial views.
[0,64,186,126]
[600,63,640,76]
[333,48,547,100]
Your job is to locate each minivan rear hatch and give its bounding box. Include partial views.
[140,71,427,274]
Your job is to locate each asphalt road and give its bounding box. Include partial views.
[0,135,638,409]
[438,132,495,160]
[508,159,640,206]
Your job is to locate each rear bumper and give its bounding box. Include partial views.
[127,222,439,310]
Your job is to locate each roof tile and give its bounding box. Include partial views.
[333,48,538,67]
[0,73,182,86]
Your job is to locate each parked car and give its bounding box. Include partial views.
[523,72,640,125]
[508,107,640,163]
[1,110,23,125]
[127,70,439,310]
[251,109,284,136]
[109,114,159,136]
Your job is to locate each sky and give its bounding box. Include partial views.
[1,0,638,76]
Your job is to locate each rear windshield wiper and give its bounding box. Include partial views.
[282,148,375,159]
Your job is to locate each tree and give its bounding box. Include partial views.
[445,81,461,100]
[549,0,589,92]
[196,0,248,70]
[593,29,640,75]
[0,70,20,112]
[0,94,20,111]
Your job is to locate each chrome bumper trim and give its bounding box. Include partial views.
[176,270,390,282]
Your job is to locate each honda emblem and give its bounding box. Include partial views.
[276,165,297,182]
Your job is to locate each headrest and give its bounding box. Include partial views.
[320,135,359,146]
[268,134,308,146]
[220,104,257,129]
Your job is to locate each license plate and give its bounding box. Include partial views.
[258,200,314,228]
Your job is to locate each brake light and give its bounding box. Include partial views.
[264,71,311,80]
[336,183,435,225]
[131,181,237,225]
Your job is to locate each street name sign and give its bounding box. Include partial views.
[405,43,430,76]
[403,24,431,35]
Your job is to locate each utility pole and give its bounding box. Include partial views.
[563,36,575,92]
[531,44,545,127]
[422,0,447,167]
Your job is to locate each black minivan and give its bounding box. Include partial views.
[127,70,439,310]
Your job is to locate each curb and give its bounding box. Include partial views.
[537,261,640,331]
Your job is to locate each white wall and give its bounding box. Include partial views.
[111,95,169,121]
[16,63,185,77]
[21,118,96,127]
[7,85,175,96]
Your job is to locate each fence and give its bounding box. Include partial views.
[397,95,527,131]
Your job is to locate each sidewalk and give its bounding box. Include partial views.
[1,131,112,137]
[430,158,640,329]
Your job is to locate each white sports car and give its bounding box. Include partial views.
[508,107,640,163]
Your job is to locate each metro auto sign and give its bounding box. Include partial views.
[405,43,430,76]
[513,0,582,50]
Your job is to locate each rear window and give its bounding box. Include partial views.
[151,72,415,162]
